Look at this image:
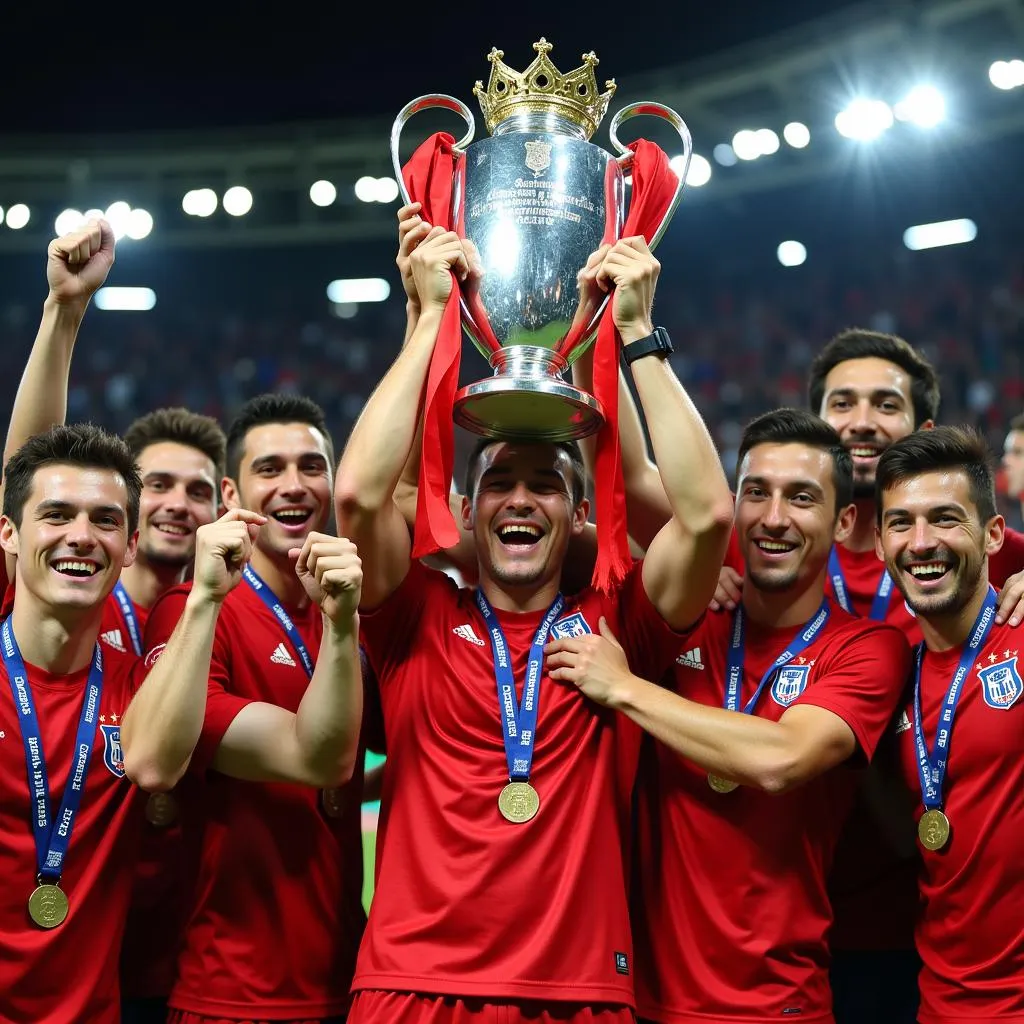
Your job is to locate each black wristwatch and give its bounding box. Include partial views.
[622,326,673,365]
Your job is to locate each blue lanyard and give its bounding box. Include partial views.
[242,565,314,679]
[476,591,564,782]
[827,547,894,621]
[912,588,997,811]
[112,581,143,656]
[1,618,104,884]
[724,599,830,713]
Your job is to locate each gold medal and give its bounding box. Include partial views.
[918,809,951,851]
[28,883,69,929]
[145,792,178,828]
[707,773,739,794]
[321,787,345,819]
[498,781,540,823]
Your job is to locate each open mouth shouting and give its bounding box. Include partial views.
[495,520,545,554]
[51,558,101,580]
[268,506,315,534]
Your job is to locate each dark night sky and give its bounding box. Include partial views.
[6,0,871,134]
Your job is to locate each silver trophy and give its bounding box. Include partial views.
[391,38,691,441]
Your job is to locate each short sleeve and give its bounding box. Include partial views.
[142,585,252,775]
[602,560,696,682]
[795,622,912,762]
[359,560,454,682]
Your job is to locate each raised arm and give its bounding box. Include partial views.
[598,238,733,630]
[335,226,469,609]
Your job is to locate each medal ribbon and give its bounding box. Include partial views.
[242,566,314,679]
[476,591,564,783]
[112,580,143,656]
[912,587,997,812]
[724,599,830,713]
[827,547,894,621]
[1,618,104,884]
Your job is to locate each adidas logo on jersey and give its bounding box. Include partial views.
[453,623,486,646]
[101,629,126,653]
[270,643,296,667]
[895,709,911,735]
[677,646,705,670]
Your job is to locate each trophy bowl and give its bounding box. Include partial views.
[391,39,692,441]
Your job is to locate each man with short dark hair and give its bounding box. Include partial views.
[336,226,733,1024]
[545,408,910,1024]
[876,425,1024,1022]
[1001,412,1024,527]
[131,392,372,1024]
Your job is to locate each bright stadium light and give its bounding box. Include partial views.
[310,180,337,207]
[94,287,157,311]
[732,130,761,161]
[84,208,104,221]
[182,189,218,217]
[223,186,253,217]
[755,128,780,155]
[777,240,807,267]
[894,85,946,127]
[989,59,1024,90]
[783,122,811,148]
[126,209,154,240]
[672,153,711,187]
[835,99,894,140]
[355,176,379,203]
[55,209,85,236]
[903,218,977,251]
[713,143,738,167]
[104,201,132,239]
[6,204,30,230]
[326,278,391,304]
[375,177,400,203]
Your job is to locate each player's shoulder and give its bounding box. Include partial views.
[99,642,143,695]
[820,602,909,654]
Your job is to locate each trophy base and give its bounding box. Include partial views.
[453,376,605,441]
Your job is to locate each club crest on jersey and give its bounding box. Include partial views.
[100,724,126,778]
[550,612,592,639]
[979,652,1023,711]
[771,664,810,707]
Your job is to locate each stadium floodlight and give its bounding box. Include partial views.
[223,186,253,217]
[835,99,894,140]
[903,218,977,251]
[355,176,379,203]
[732,130,761,161]
[5,204,30,230]
[989,60,1024,90]
[375,177,400,204]
[755,129,780,156]
[94,287,157,311]
[55,209,85,236]
[182,189,218,217]
[783,122,811,148]
[675,153,711,187]
[126,209,154,240]
[894,85,946,127]
[777,240,807,267]
[713,143,738,167]
[84,208,104,221]
[310,180,337,207]
[104,201,132,240]
[326,278,391,304]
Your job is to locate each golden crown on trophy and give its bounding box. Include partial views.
[472,38,617,140]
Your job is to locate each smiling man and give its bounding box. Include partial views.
[336,227,733,1024]
[543,408,910,1024]
[876,426,1024,1023]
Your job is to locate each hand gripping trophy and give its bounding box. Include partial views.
[391,38,693,441]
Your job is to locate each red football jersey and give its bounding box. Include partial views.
[633,602,910,1024]
[897,619,1024,1022]
[0,641,144,1024]
[355,560,688,1006]
[145,580,367,1019]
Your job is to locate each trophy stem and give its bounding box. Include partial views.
[454,346,605,442]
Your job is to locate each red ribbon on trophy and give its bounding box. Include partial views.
[403,134,679,592]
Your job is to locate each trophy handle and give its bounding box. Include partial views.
[608,101,692,250]
[390,94,476,206]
